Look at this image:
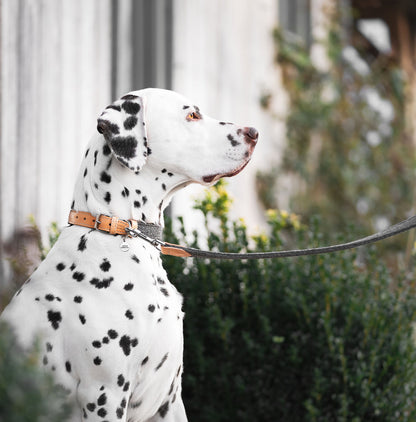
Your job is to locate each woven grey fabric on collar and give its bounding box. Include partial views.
[136,222,163,241]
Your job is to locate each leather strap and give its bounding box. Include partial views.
[157,214,416,259]
[68,210,416,260]
[68,210,163,240]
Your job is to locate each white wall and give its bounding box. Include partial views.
[0,0,113,282]
[171,0,288,234]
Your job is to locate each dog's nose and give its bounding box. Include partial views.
[243,127,259,145]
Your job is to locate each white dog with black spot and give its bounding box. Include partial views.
[0,88,258,422]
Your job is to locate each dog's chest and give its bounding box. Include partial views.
[4,225,184,365]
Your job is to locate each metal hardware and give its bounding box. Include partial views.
[94,214,102,230]
[125,227,166,250]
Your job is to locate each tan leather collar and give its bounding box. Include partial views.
[68,210,162,239]
[68,210,191,257]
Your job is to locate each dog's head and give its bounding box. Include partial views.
[97,88,258,185]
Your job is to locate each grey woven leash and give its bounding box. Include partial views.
[126,215,416,260]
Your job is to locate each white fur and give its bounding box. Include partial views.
[0,88,257,422]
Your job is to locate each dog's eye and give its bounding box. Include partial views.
[186,111,201,121]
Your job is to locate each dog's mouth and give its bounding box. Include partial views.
[202,159,250,184]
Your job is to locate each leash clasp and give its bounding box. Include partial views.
[125,226,165,251]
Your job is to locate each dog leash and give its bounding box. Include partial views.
[69,210,416,259]
[127,215,416,260]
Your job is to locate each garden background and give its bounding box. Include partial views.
[1,0,416,420]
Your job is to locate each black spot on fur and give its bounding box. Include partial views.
[183,105,190,109]
[157,277,165,285]
[124,116,138,130]
[90,277,114,289]
[65,361,71,373]
[97,393,107,406]
[110,136,138,159]
[119,335,137,356]
[142,196,147,205]
[92,341,101,348]
[74,296,83,303]
[162,183,166,191]
[106,104,122,112]
[83,168,88,178]
[104,192,111,204]
[100,171,112,184]
[131,255,140,264]
[116,407,124,419]
[78,235,87,252]
[46,342,53,352]
[108,329,118,339]
[47,310,62,330]
[158,401,170,418]
[155,353,168,371]
[100,259,111,272]
[97,408,107,418]
[86,402,96,412]
[141,356,149,365]
[121,187,130,197]
[93,356,102,365]
[160,288,169,297]
[117,374,125,387]
[123,382,130,392]
[134,201,141,208]
[122,101,141,115]
[148,304,155,313]
[169,379,175,395]
[124,283,134,291]
[125,310,134,320]
[94,150,98,166]
[227,134,240,147]
[73,272,85,282]
[79,314,86,324]
[103,144,111,156]
[70,263,76,271]
[121,94,139,101]
[45,294,55,301]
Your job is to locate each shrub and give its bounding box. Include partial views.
[0,322,73,422]
[163,182,416,421]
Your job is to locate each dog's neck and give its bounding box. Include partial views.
[71,135,190,226]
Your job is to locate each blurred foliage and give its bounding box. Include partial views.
[258,5,415,263]
[163,182,416,421]
[0,322,73,421]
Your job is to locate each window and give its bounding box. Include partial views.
[111,0,173,97]
[279,0,311,47]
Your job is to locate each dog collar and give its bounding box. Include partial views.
[68,210,163,241]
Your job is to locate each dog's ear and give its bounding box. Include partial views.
[97,94,149,173]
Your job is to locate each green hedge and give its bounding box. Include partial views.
[1,182,415,421]
[163,182,416,422]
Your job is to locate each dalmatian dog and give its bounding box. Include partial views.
[0,88,258,422]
